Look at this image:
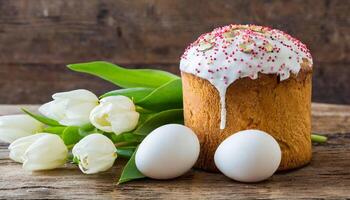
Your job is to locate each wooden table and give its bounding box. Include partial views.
[0,103,349,199]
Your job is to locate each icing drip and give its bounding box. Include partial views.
[218,87,227,129]
[180,24,313,130]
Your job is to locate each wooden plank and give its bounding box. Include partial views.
[0,103,349,199]
[0,0,348,64]
[0,0,349,104]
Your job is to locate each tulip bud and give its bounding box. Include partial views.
[72,134,117,174]
[89,96,139,135]
[8,133,47,163]
[0,114,43,143]
[39,89,99,126]
[22,134,68,171]
[9,133,68,170]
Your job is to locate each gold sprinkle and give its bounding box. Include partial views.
[250,26,264,33]
[265,43,273,52]
[239,41,253,53]
[223,31,234,39]
[198,42,214,52]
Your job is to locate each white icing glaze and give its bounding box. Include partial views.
[180,24,313,129]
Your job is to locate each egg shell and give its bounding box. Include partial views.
[214,129,281,182]
[135,124,200,179]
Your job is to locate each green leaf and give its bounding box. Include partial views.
[137,113,154,125]
[136,78,183,111]
[67,61,179,88]
[133,109,184,135]
[103,132,119,143]
[100,88,154,101]
[116,146,137,159]
[62,126,84,146]
[123,133,144,142]
[118,148,145,184]
[43,127,66,135]
[115,132,145,143]
[22,108,62,127]
[311,134,327,143]
[78,123,97,137]
[135,106,153,114]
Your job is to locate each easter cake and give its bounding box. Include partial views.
[180,24,313,172]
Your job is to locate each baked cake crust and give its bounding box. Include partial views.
[182,65,312,171]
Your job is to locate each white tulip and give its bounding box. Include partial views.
[8,133,47,163]
[39,89,99,126]
[72,134,117,174]
[8,133,68,171]
[0,114,43,143]
[22,134,68,171]
[89,96,139,135]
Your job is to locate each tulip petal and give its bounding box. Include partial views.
[89,103,114,132]
[22,134,68,171]
[72,134,117,174]
[0,114,43,143]
[101,96,135,111]
[0,128,32,143]
[110,111,139,135]
[78,153,116,174]
[52,89,98,102]
[8,133,47,163]
[61,102,97,126]
[40,89,98,126]
[39,100,67,121]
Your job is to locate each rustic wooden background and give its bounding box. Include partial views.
[0,0,349,104]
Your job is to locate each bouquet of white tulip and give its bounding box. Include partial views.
[0,61,184,184]
[0,61,326,184]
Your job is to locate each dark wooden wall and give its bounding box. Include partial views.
[0,0,349,104]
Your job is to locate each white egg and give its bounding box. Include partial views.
[214,129,281,183]
[135,124,200,179]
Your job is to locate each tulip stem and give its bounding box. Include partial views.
[311,134,327,143]
[66,144,75,150]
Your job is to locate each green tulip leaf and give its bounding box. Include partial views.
[135,106,153,114]
[114,132,145,143]
[100,88,154,101]
[116,146,137,159]
[67,61,179,88]
[133,109,184,135]
[136,78,183,111]
[62,126,84,146]
[78,123,97,137]
[123,133,145,142]
[118,148,145,184]
[22,108,62,127]
[43,127,66,135]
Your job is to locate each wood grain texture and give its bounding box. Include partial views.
[0,0,349,104]
[0,103,349,199]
